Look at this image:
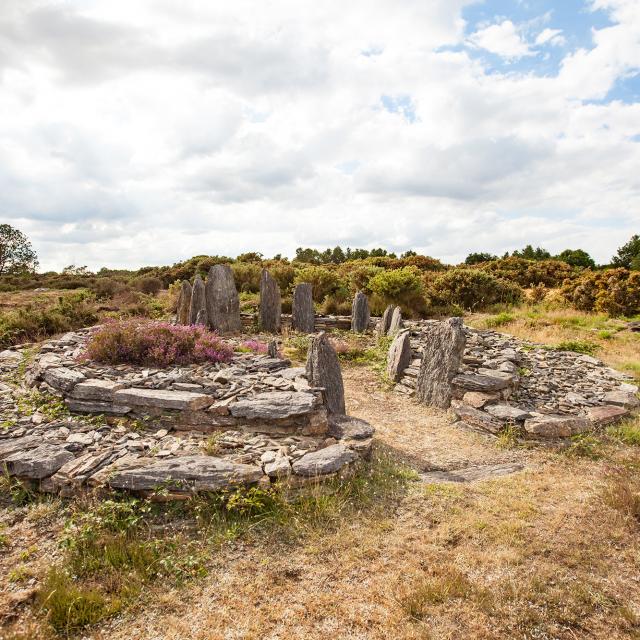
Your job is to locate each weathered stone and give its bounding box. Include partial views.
[376,305,395,337]
[65,399,132,415]
[524,415,591,438]
[602,390,640,408]
[0,350,22,363]
[387,330,412,382]
[587,405,629,425]
[291,283,315,333]
[176,280,191,325]
[189,274,207,326]
[328,414,375,440]
[71,379,125,402]
[230,391,316,420]
[107,456,263,492]
[259,269,282,333]
[264,452,291,479]
[292,444,356,476]
[0,436,41,460]
[452,374,510,392]
[351,291,370,333]
[484,404,530,421]
[387,306,403,336]
[43,367,86,393]
[306,332,346,415]
[462,391,500,409]
[205,264,241,334]
[267,340,278,358]
[114,388,213,411]
[3,444,74,479]
[415,318,466,409]
[451,401,502,434]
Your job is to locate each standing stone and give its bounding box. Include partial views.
[267,340,278,358]
[387,330,412,381]
[259,269,282,333]
[176,280,192,325]
[195,310,207,326]
[189,274,207,325]
[306,332,345,415]
[351,291,370,333]
[205,265,241,334]
[387,306,403,336]
[292,283,315,333]
[376,305,395,337]
[415,317,466,408]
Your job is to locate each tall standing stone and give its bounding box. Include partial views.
[292,283,315,333]
[259,269,281,333]
[376,305,395,337]
[415,317,466,408]
[205,265,241,334]
[176,281,192,325]
[387,306,403,336]
[189,274,207,326]
[387,330,412,381]
[306,332,345,415]
[351,291,370,333]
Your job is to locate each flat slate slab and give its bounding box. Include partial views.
[113,388,213,411]
[292,444,356,476]
[452,373,510,392]
[3,444,74,479]
[230,391,316,420]
[71,379,126,401]
[107,455,263,492]
[524,415,590,438]
[586,405,629,425]
[44,367,86,392]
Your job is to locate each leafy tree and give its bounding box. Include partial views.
[512,245,551,261]
[294,247,323,264]
[556,249,596,269]
[401,250,417,258]
[0,224,38,276]
[611,234,640,270]
[464,252,497,265]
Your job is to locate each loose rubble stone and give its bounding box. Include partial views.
[306,332,346,415]
[415,318,466,408]
[114,388,213,411]
[3,444,74,479]
[484,404,530,421]
[602,390,640,408]
[462,391,500,408]
[71,379,125,401]
[230,391,316,420]
[292,283,315,333]
[387,330,412,382]
[44,367,86,393]
[587,405,629,425]
[351,291,370,333]
[177,280,192,325]
[259,269,282,333]
[387,307,403,336]
[263,451,291,478]
[205,264,242,334]
[189,274,207,326]
[452,374,510,392]
[292,444,356,476]
[451,401,502,434]
[524,415,591,438]
[328,415,375,440]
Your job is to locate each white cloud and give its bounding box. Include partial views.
[535,28,566,47]
[0,0,638,270]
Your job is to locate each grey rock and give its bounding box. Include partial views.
[292,444,356,476]
[484,404,530,421]
[3,444,74,479]
[65,399,132,415]
[114,388,213,411]
[176,280,192,325]
[451,401,502,434]
[264,452,291,478]
[0,436,41,460]
[0,350,22,363]
[205,264,241,334]
[524,415,591,438]
[387,330,412,382]
[415,318,466,408]
[602,390,640,408]
[189,274,207,326]
[328,414,375,440]
[462,391,500,408]
[291,283,315,333]
[587,405,629,425]
[107,455,263,492]
[387,307,403,336]
[230,391,316,420]
[376,305,395,337]
[71,378,125,402]
[44,367,86,393]
[259,269,282,333]
[306,332,345,415]
[452,374,510,392]
[351,291,370,333]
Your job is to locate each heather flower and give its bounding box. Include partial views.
[238,339,268,354]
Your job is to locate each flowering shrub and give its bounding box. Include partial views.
[84,319,234,367]
[237,339,268,354]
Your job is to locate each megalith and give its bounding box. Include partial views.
[376,305,395,337]
[415,317,466,408]
[387,306,403,336]
[189,274,207,326]
[176,281,192,325]
[306,332,346,415]
[387,330,412,382]
[205,265,241,334]
[259,269,281,333]
[351,291,370,333]
[292,283,315,333]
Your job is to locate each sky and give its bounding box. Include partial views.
[0,0,639,272]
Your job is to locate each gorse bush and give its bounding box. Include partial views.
[294,265,342,302]
[84,319,234,367]
[479,257,576,288]
[368,266,425,314]
[562,268,640,316]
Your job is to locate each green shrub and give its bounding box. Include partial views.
[480,257,576,288]
[131,275,163,295]
[554,340,599,355]
[294,266,342,302]
[231,262,262,293]
[562,268,640,316]
[368,266,425,312]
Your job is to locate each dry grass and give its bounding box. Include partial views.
[0,289,67,312]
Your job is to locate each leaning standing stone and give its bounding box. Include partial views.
[292,283,315,333]
[189,274,207,325]
[387,330,412,381]
[415,317,466,408]
[259,269,282,333]
[306,332,345,414]
[376,304,395,337]
[351,291,370,333]
[176,280,192,325]
[205,265,241,334]
[387,306,403,335]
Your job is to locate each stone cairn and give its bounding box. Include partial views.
[259,268,282,333]
[388,318,639,440]
[351,291,370,333]
[292,283,315,333]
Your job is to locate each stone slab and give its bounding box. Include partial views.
[114,388,213,411]
[292,444,357,476]
[230,391,316,420]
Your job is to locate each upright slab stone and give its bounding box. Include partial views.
[415,317,466,408]
[176,280,192,325]
[259,269,282,333]
[376,305,395,337]
[205,264,241,334]
[189,274,207,326]
[351,291,370,333]
[306,332,345,415]
[292,283,315,333]
[387,330,412,381]
[387,306,403,336]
